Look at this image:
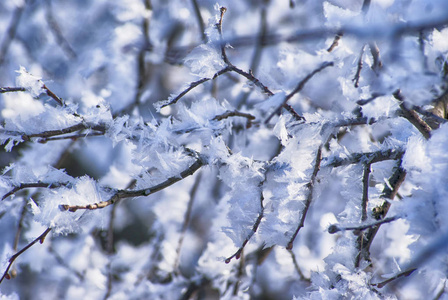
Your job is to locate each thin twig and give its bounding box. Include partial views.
[213,110,256,121]
[190,0,206,42]
[2,182,69,200]
[325,148,404,168]
[159,67,231,108]
[328,215,401,234]
[43,84,64,106]
[287,146,322,250]
[327,32,343,52]
[0,227,52,284]
[369,42,382,72]
[288,249,311,282]
[60,157,205,212]
[45,0,77,60]
[353,45,366,88]
[0,87,26,93]
[356,93,384,105]
[371,268,417,288]
[225,193,265,263]
[393,89,432,139]
[361,163,371,222]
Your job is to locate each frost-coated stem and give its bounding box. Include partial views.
[393,89,432,139]
[325,148,404,168]
[190,0,206,43]
[287,146,322,250]
[160,67,231,108]
[225,193,265,263]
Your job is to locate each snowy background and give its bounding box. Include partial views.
[1,0,448,299]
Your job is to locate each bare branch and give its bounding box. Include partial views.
[328,215,401,234]
[288,249,311,282]
[0,228,52,285]
[2,182,69,201]
[371,268,417,288]
[159,67,231,108]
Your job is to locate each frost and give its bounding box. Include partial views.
[34,176,103,234]
[15,66,45,97]
[323,2,361,28]
[431,28,448,53]
[2,0,448,299]
[184,44,225,78]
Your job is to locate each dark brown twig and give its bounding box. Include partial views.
[213,110,255,121]
[0,87,26,93]
[327,32,343,52]
[361,163,371,222]
[0,227,52,284]
[371,268,417,288]
[287,146,322,250]
[159,67,231,108]
[2,182,69,200]
[43,84,64,106]
[288,249,311,282]
[393,90,432,139]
